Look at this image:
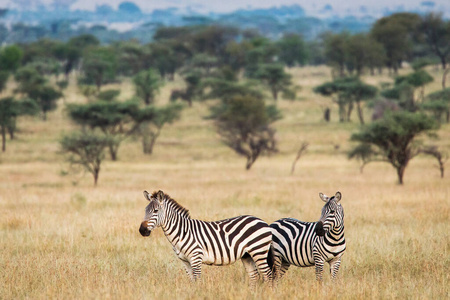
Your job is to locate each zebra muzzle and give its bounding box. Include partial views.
[139,221,151,237]
[315,221,325,236]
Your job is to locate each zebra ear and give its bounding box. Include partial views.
[156,190,165,202]
[335,191,342,203]
[143,190,151,201]
[319,193,329,202]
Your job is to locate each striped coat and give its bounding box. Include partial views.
[139,190,273,284]
[270,192,346,282]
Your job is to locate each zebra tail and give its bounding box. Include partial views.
[267,243,275,275]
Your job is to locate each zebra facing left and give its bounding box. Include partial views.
[138,190,274,285]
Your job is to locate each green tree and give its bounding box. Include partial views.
[0,71,9,94]
[133,68,162,105]
[419,12,450,69]
[67,100,140,161]
[81,46,117,91]
[276,33,309,67]
[395,69,434,102]
[371,13,421,73]
[60,131,111,186]
[322,31,350,77]
[0,45,23,72]
[421,88,450,123]
[14,66,62,120]
[170,71,203,107]
[214,95,281,170]
[135,104,183,154]
[346,33,385,76]
[0,97,38,151]
[253,63,295,100]
[349,111,439,184]
[314,77,377,123]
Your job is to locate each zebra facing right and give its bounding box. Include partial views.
[270,191,346,282]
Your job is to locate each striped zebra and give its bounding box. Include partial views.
[270,191,346,282]
[139,190,274,285]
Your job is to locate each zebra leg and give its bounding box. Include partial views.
[314,257,325,282]
[181,260,195,281]
[181,259,202,282]
[241,253,260,285]
[329,256,342,280]
[277,259,291,281]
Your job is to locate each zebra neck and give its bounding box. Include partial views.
[327,225,344,239]
[161,213,192,245]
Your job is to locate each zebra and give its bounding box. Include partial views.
[270,191,346,282]
[138,190,274,285]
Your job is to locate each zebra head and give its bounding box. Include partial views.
[139,190,166,237]
[315,192,343,237]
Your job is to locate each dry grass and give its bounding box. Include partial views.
[0,66,449,299]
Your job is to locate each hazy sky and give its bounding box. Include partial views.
[2,0,449,15]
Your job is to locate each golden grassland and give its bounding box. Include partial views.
[1,66,449,299]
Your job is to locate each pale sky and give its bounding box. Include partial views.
[1,0,449,16]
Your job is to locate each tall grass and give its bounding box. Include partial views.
[0,66,448,299]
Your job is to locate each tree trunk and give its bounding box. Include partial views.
[109,144,118,161]
[323,107,330,122]
[1,126,6,152]
[356,101,365,125]
[346,101,353,122]
[396,165,405,185]
[272,88,278,100]
[93,169,99,186]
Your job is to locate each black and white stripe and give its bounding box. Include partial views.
[139,190,273,284]
[270,191,346,282]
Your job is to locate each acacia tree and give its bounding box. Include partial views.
[419,12,450,69]
[314,77,377,123]
[60,131,111,186]
[214,94,281,170]
[349,111,439,184]
[170,71,203,107]
[134,104,183,154]
[133,68,162,105]
[67,100,140,161]
[421,88,450,123]
[253,63,295,100]
[81,46,117,91]
[14,66,62,120]
[0,97,38,151]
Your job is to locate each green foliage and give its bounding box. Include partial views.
[314,77,377,123]
[34,86,62,120]
[203,77,264,105]
[419,12,450,69]
[81,46,117,90]
[133,68,161,105]
[0,45,23,72]
[421,88,450,122]
[214,95,281,169]
[0,71,9,93]
[60,130,111,186]
[276,33,309,67]
[350,111,439,184]
[371,13,421,72]
[67,100,141,160]
[322,31,350,76]
[253,63,294,100]
[97,89,120,102]
[137,103,184,154]
[395,70,433,88]
[0,97,38,151]
[14,66,61,120]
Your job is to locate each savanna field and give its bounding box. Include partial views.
[1,66,449,299]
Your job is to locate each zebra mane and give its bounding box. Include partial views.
[152,190,191,219]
